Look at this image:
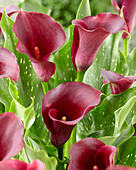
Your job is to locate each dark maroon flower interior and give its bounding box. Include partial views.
[13,11,66,63]
[42,82,101,147]
[68,138,117,170]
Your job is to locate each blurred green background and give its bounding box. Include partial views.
[0,0,116,26]
[42,0,115,26]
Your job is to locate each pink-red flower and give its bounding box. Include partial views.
[68,138,117,170]
[13,11,66,82]
[101,69,136,94]
[71,13,127,71]
[0,159,45,170]
[0,5,19,37]
[111,0,136,39]
[0,47,19,83]
[42,82,101,147]
[0,112,24,161]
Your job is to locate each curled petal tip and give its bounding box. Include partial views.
[101,69,136,94]
[72,13,127,71]
[111,0,136,39]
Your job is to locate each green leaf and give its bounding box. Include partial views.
[113,124,134,147]
[27,133,58,158]
[83,33,128,95]
[54,25,76,87]
[98,136,117,145]
[1,10,17,53]
[127,48,136,76]
[0,79,12,110]
[26,133,66,170]
[76,0,91,19]
[77,87,136,143]
[23,99,35,130]
[9,81,18,100]
[23,145,57,170]
[9,100,24,120]
[0,102,5,114]
[20,135,57,170]
[116,137,136,167]
[1,10,47,139]
[9,98,35,130]
[115,96,136,131]
[19,0,51,15]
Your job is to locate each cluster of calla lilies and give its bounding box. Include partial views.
[0,0,136,169]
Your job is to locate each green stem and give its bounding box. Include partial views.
[58,145,64,161]
[41,81,49,94]
[64,140,70,158]
[123,37,128,57]
[75,70,86,82]
[70,125,77,147]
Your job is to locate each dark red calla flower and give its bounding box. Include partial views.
[0,5,19,37]
[0,159,45,170]
[71,13,127,71]
[0,46,19,83]
[101,69,136,94]
[107,165,136,170]
[42,82,101,147]
[68,138,117,170]
[12,11,66,82]
[111,0,136,39]
[0,112,24,161]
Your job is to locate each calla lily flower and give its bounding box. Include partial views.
[13,11,66,82]
[68,138,117,170]
[71,13,127,71]
[0,112,24,161]
[0,159,45,170]
[101,69,136,94]
[0,47,19,83]
[111,0,136,39]
[0,5,19,37]
[42,82,101,147]
[107,165,136,170]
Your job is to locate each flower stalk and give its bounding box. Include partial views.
[75,70,86,82]
[58,146,64,161]
[41,81,49,94]
[123,37,128,57]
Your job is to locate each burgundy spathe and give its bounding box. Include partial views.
[111,0,136,39]
[68,138,117,170]
[42,82,101,147]
[13,10,66,82]
[101,69,136,94]
[0,159,45,170]
[0,112,24,161]
[0,46,19,82]
[71,13,127,71]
